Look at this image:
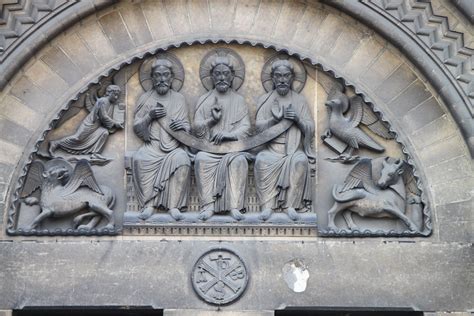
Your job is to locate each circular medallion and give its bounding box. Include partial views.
[139,53,185,92]
[199,48,245,91]
[261,53,307,93]
[191,248,248,305]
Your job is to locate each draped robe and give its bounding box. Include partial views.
[254,90,315,210]
[193,90,250,213]
[132,90,191,210]
[55,97,118,154]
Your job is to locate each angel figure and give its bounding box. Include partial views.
[22,158,115,231]
[322,84,394,162]
[49,85,124,160]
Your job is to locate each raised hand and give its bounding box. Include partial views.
[149,102,166,119]
[211,97,222,123]
[271,99,283,121]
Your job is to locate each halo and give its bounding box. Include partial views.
[199,48,245,91]
[261,54,307,93]
[139,53,185,92]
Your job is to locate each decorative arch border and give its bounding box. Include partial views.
[0,0,471,156]
[6,38,432,237]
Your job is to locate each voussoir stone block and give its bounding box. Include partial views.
[56,32,101,77]
[119,3,153,47]
[360,48,402,92]
[375,63,417,103]
[402,97,445,133]
[327,24,365,67]
[250,0,283,38]
[98,11,135,54]
[311,13,345,57]
[0,95,42,132]
[292,5,328,50]
[233,0,260,34]
[8,76,56,114]
[432,176,474,206]
[40,46,84,86]
[21,60,70,99]
[273,0,307,43]
[342,34,385,78]
[388,79,433,117]
[0,140,23,166]
[0,118,33,149]
[425,155,473,185]
[209,0,236,32]
[164,0,192,36]
[140,0,174,40]
[417,135,467,168]
[188,0,212,34]
[76,18,118,65]
[410,115,457,150]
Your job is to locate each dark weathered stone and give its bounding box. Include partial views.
[98,11,135,54]
[375,64,417,103]
[40,46,84,86]
[0,241,472,311]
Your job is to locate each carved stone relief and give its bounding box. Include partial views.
[8,43,430,237]
[192,248,248,305]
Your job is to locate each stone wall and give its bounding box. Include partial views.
[0,0,472,313]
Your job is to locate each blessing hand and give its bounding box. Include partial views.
[150,102,166,119]
[211,97,222,123]
[271,99,284,121]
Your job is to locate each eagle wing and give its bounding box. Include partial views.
[360,101,394,139]
[21,160,45,197]
[62,160,103,196]
[348,96,364,128]
[341,158,376,192]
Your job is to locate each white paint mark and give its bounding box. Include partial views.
[282,259,309,293]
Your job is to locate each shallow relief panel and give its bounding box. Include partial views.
[7,43,431,237]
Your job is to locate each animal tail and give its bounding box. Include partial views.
[100,185,116,208]
[332,184,365,202]
[358,132,385,152]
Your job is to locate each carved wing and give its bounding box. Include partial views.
[402,164,420,195]
[21,160,45,197]
[359,99,394,139]
[84,92,98,112]
[61,160,103,196]
[348,96,364,128]
[340,158,375,192]
[327,81,345,101]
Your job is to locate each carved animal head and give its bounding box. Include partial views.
[377,158,404,189]
[325,92,349,113]
[43,166,70,186]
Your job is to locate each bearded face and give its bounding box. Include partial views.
[212,64,234,93]
[272,66,294,96]
[152,65,173,95]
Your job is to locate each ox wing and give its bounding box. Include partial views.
[61,160,103,197]
[22,160,45,197]
[340,158,377,192]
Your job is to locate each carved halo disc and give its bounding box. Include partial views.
[199,47,245,91]
[191,248,249,305]
[261,54,307,93]
[139,53,185,92]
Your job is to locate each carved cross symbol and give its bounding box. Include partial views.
[198,254,243,297]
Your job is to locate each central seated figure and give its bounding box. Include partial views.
[193,56,251,221]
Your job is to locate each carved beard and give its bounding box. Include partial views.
[276,84,290,96]
[215,81,230,93]
[155,83,170,95]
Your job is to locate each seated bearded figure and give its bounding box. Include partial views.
[131,58,191,221]
[193,56,251,221]
[254,60,315,221]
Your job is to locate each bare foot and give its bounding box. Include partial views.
[169,208,185,221]
[198,209,214,221]
[138,206,155,220]
[287,207,300,221]
[258,208,273,221]
[230,209,244,221]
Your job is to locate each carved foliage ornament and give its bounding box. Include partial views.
[7,43,430,237]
